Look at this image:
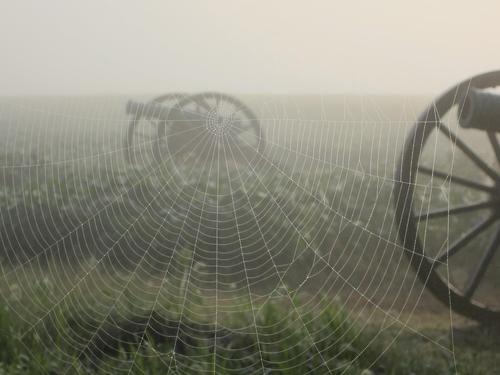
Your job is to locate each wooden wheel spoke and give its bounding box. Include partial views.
[417,166,496,193]
[416,200,497,221]
[463,226,500,299]
[134,132,155,141]
[393,72,500,321]
[435,215,498,263]
[197,97,212,112]
[231,120,252,135]
[225,134,244,147]
[228,104,247,119]
[487,131,500,165]
[437,123,500,181]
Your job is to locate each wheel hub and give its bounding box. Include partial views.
[206,109,232,138]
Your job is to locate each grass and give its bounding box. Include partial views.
[0,292,372,374]
[0,160,498,373]
[0,95,499,373]
[0,267,499,374]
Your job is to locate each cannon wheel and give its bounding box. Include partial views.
[394,71,500,323]
[124,93,186,166]
[157,92,264,166]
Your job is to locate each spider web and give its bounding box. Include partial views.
[0,90,498,374]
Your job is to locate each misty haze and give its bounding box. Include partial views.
[1,1,499,374]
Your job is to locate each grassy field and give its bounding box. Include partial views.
[0,277,499,374]
[0,95,499,374]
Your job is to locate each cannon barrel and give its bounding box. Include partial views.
[459,89,500,131]
[126,100,205,123]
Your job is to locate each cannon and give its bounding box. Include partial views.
[124,92,264,168]
[459,88,500,131]
[394,71,500,323]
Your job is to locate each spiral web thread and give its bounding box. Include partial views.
[0,91,497,373]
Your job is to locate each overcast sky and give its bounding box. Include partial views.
[1,0,499,96]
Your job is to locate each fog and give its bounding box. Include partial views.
[1,0,500,96]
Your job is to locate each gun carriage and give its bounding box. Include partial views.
[124,92,264,169]
[394,71,500,323]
